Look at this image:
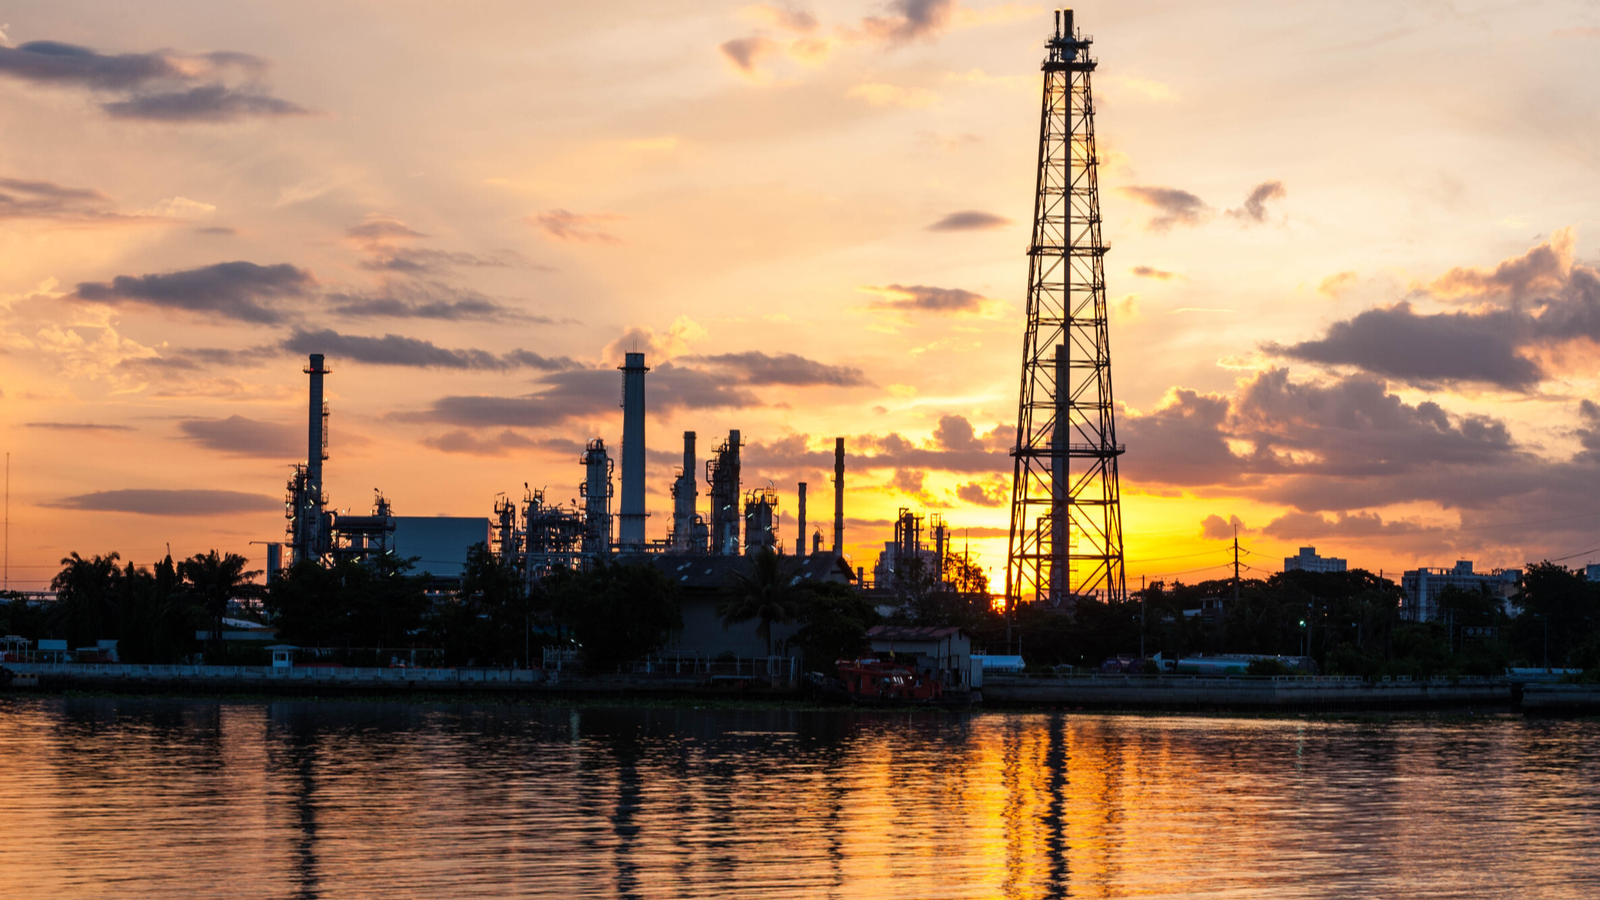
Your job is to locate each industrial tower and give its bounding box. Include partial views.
[1005,9,1126,613]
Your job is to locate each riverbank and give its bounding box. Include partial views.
[8,663,1591,714]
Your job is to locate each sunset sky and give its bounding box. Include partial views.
[2,0,1599,591]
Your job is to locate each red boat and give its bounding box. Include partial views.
[832,659,944,705]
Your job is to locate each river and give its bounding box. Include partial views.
[0,697,1595,898]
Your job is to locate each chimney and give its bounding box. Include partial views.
[796,482,807,556]
[618,352,649,548]
[305,354,330,493]
[833,437,845,556]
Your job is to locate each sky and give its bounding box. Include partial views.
[1,0,1599,593]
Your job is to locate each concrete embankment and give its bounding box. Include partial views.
[1520,683,1600,715]
[1,663,799,699]
[982,674,1513,712]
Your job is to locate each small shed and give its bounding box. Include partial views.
[267,644,298,669]
[867,625,977,689]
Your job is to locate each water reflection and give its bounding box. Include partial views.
[1,698,1599,899]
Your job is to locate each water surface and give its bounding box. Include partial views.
[1,697,1595,898]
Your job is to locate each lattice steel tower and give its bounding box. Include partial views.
[1005,9,1125,614]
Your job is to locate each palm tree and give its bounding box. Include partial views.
[179,550,263,656]
[50,552,123,649]
[718,547,805,656]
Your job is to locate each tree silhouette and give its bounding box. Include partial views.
[179,550,263,656]
[719,548,804,655]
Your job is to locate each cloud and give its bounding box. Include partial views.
[927,210,1010,231]
[860,0,955,44]
[346,216,427,242]
[1318,271,1357,297]
[408,362,761,428]
[1199,514,1244,541]
[0,175,134,223]
[526,209,622,244]
[863,283,984,313]
[422,429,540,457]
[102,85,309,121]
[1226,180,1286,222]
[1261,511,1441,541]
[1268,232,1600,391]
[281,328,580,371]
[0,40,306,122]
[720,35,780,73]
[688,350,868,386]
[327,283,533,322]
[602,316,706,364]
[71,261,314,324]
[955,478,1007,507]
[1426,228,1573,300]
[742,418,1010,476]
[1117,186,1209,231]
[178,415,300,457]
[24,421,133,431]
[48,488,280,516]
[1131,265,1177,281]
[1270,302,1539,390]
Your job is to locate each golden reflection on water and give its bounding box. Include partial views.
[2,698,1598,899]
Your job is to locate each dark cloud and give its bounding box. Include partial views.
[866,283,984,313]
[408,365,759,429]
[861,0,954,43]
[0,175,125,222]
[955,480,1007,507]
[771,8,819,32]
[359,248,522,274]
[1117,186,1209,231]
[933,414,981,451]
[1261,511,1441,541]
[689,351,869,387]
[327,283,534,322]
[927,210,1011,231]
[24,422,133,432]
[102,85,309,121]
[1131,265,1177,280]
[72,261,313,324]
[720,36,779,72]
[526,209,621,244]
[281,329,580,371]
[1268,236,1600,391]
[0,41,184,88]
[1226,180,1286,222]
[742,418,1009,477]
[195,226,237,236]
[1120,389,1241,488]
[178,415,300,458]
[346,218,428,242]
[1271,302,1540,390]
[0,40,304,122]
[48,488,280,516]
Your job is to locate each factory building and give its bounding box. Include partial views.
[1283,547,1347,574]
[269,350,907,668]
[1400,561,1519,622]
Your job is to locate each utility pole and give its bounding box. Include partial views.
[1139,574,1146,660]
[1232,524,1241,605]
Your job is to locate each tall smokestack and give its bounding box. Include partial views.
[618,352,649,548]
[796,482,807,556]
[306,353,329,494]
[833,437,845,556]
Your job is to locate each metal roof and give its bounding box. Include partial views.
[867,625,972,642]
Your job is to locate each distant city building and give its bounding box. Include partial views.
[1400,561,1519,623]
[1586,563,1600,581]
[1284,547,1347,574]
